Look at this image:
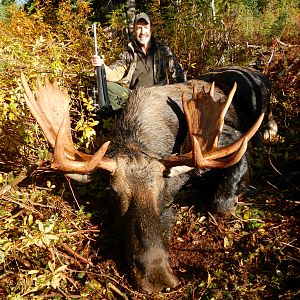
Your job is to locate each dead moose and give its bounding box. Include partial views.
[21,66,276,294]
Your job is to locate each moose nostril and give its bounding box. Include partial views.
[234,197,238,206]
[140,271,179,294]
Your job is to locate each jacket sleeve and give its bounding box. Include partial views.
[165,46,186,83]
[104,50,132,82]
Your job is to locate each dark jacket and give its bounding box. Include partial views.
[104,38,185,88]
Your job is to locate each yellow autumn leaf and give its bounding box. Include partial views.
[207,271,212,287]
[224,236,231,248]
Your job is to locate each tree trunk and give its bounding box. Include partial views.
[126,0,136,41]
[211,0,216,21]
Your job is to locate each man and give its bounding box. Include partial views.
[92,12,185,110]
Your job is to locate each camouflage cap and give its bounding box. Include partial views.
[134,13,151,25]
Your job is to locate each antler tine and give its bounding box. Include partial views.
[193,84,198,99]
[212,82,237,148]
[21,72,55,146]
[182,92,190,123]
[222,82,237,119]
[205,112,264,160]
[209,81,215,97]
[51,115,111,173]
[192,135,248,169]
[182,84,203,149]
[182,92,193,138]
[22,72,70,149]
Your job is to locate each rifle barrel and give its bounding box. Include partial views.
[96,66,106,108]
[92,23,98,56]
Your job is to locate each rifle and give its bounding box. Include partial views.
[92,23,110,110]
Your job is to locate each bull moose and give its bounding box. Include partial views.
[21,66,276,293]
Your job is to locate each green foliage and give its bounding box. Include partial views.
[233,0,299,42]
[141,0,300,76]
[0,186,105,298]
[73,91,99,149]
[0,1,119,170]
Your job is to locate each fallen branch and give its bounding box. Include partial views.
[0,196,43,217]
[0,160,45,197]
[267,49,274,66]
[107,282,129,300]
[61,243,93,266]
[246,42,261,49]
[55,249,85,269]
[70,268,142,297]
[275,38,299,48]
[279,241,300,251]
[67,228,100,235]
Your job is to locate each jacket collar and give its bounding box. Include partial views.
[129,37,157,55]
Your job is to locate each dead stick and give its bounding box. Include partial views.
[275,38,299,47]
[107,282,129,300]
[67,229,100,235]
[0,160,45,197]
[1,196,43,216]
[61,243,93,266]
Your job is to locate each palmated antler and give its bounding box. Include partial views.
[21,73,116,173]
[162,82,264,169]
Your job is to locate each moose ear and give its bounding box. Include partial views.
[165,165,194,177]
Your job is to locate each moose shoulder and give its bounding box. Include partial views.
[21,66,276,294]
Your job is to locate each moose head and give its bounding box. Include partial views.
[21,73,263,293]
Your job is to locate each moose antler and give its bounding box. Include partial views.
[21,73,116,173]
[162,82,264,169]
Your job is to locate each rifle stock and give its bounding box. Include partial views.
[100,65,110,105]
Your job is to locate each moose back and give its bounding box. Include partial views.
[21,66,276,293]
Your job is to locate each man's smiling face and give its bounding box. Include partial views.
[134,19,151,46]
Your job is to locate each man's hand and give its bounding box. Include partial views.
[92,55,104,67]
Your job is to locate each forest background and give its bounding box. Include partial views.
[0,0,299,299]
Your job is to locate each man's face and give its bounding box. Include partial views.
[134,19,151,46]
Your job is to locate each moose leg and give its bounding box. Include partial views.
[212,155,250,216]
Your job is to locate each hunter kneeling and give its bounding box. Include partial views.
[92,12,185,110]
